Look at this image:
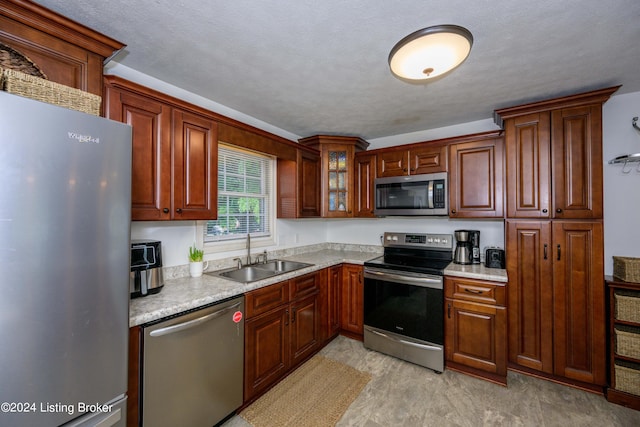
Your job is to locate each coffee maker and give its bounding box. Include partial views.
[454,230,481,265]
[468,230,481,264]
[454,230,472,264]
[130,240,164,298]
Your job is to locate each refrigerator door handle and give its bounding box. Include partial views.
[149,301,242,337]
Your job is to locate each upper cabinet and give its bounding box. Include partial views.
[0,0,124,96]
[376,144,447,177]
[448,132,504,218]
[298,135,369,218]
[104,76,218,221]
[354,152,377,218]
[277,147,321,218]
[495,86,620,219]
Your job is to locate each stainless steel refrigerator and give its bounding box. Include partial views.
[0,91,132,427]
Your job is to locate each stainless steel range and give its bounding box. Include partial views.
[363,232,453,373]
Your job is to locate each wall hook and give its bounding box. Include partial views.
[633,116,640,132]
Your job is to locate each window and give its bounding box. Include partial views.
[205,144,274,243]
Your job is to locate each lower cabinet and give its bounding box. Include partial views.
[444,276,507,385]
[340,264,364,340]
[244,271,321,402]
[506,220,606,388]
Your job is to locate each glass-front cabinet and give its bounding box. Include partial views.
[298,135,369,218]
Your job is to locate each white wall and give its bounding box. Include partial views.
[603,91,640,275]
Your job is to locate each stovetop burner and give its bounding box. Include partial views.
[365,232,454,275]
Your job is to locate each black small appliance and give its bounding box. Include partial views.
[485,247,506,269]
[130,239,164,298]
[468,230,481,264]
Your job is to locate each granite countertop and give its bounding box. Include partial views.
[129,249,377,327]
[444,263,508,283]
[130,248,508,327]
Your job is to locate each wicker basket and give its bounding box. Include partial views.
[615,327,640,359]
[615,293,640,323]
[1,68,101,116]
[0,42,47,79]
[615,363,640,395]
[613,256,640,283]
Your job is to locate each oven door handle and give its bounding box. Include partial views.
[367,328,442,352]
[364,269,443,289]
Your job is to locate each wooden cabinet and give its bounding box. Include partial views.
[340,264,364,340]
[322,265,342,342]
[606,277,640,410]
[277,147,321,218]
[496,87,619,389]
[376,144,447,177]
[171,108,218,220]
[104,76,218,221]
[354,152,376,218]
[506,220,606,387]
[448,132,504,218]
[497,86,619,219]
[244,271,321,402]
[298,135,369,218]
[445,276,507,385]
[0,0,124,96]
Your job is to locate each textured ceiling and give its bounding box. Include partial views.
[35,0,640,141]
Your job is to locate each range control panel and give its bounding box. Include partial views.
[382,232,453,250]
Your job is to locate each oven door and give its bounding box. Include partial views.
[363,267,444,372]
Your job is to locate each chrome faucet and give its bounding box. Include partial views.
[246,234,251,265]
[233,257,242,269]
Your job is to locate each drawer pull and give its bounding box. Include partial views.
[464,288,484,295]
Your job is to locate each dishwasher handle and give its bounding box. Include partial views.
[149,300,242,337]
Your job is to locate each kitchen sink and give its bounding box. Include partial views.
[210,259,314,283]
[256,260,313,273]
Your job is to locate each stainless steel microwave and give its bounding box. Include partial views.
[374,172,448,216]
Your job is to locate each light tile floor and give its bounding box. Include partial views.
[224,336,640,426]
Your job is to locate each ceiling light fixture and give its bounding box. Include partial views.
[388,25,473,81]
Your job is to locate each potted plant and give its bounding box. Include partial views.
[188,244,207,277]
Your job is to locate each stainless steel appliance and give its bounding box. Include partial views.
[130,240,164,298]
[364,232,453,373]
[454,230,472,264]
[374,172,447,216]
[142,295,245,427]
[0,92,131,426]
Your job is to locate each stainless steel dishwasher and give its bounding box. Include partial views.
[142,295,244,427]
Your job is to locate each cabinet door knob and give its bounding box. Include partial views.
[557,244,561,261]
[176,208,183,214]
[163,208,169,214]
[544,244,548,260]
[451,209,456,214]
[542,209,548,213]
[556,208,563,213]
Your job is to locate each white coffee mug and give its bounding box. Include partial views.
[189,261,209,278]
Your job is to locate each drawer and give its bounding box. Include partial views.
[445,276,505,306]
[615,362,640,396]
[615,291,640,323]
[245,280,289,318]
[615,326,640,360]
[290,271,320,300]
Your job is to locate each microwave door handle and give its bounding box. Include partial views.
[428,180,434,208]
